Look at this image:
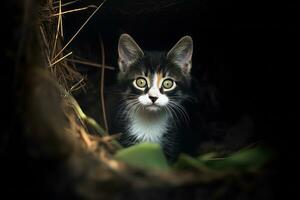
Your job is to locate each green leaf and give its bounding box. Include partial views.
[173,153,212,171]
[175,147,272,172]
[198,152,218,160]
[200,146,272,171]
[205,147,272,171]
[115,143,169,171]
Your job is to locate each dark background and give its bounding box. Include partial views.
[63,0,299,156]
[1,0,298,198]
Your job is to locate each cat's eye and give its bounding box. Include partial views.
[135,77,147,88]
[162,79,174,90]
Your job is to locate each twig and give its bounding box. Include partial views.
[51,7,93,17]
[52,0,80,9]
[99,37,109,133]
[51,0,108,62]
[39,25,50,51]
[66,58,115,70]
[69,78,85,93]
[51,0,62,58]
[49,51,73,67]
[60,4,64,37]
[39,26,51,66]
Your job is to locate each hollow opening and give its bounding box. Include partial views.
[4,0,285,199]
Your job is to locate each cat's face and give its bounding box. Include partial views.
[117,34,193,115]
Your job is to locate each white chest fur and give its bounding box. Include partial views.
[127,114,169,144]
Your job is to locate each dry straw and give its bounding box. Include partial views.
[40,0,121,158]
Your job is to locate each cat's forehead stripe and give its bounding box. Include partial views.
[145,72,164,88]
[148,72,163,88]
[156,72,163,88]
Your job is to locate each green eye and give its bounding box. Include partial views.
[162,79,174,89]
[135,77,147,88]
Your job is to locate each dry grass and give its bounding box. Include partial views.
[39,0,119,158]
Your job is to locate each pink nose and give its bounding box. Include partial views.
[149,96,158,103]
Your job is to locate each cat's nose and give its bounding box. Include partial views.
[149,96,158,103]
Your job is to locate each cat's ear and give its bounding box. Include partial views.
[167,36,193,74]
[118,34,144,72]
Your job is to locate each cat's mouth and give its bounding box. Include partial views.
[144,104,161,112]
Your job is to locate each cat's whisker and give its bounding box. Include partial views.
[132,102,142,116]
[165,107,178,127]
[118,97,138,104]
[168,101,190,126]
[116,99,140,119]
[170,95,195,103]
[173,103,190,125]
[164,105,181,128]
[117,100,134,111]
[126,101,141,117]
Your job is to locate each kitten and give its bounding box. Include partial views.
[111,34,193,160]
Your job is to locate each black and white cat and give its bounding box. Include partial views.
[110,34,193,159]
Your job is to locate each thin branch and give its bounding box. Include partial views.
[39,25,50,51]
[51,0,62,58]
[99,38,109,134]
[69,78,85,93]
[60,5,64,37]
[49,51,73,67]
[52,0,79,8]
[66,58,115,70]
[39,26,51,66]
[51,7,90,17]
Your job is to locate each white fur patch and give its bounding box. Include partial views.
[155,94,169,106]
[138,94,152,105]
[127,113,169,144]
